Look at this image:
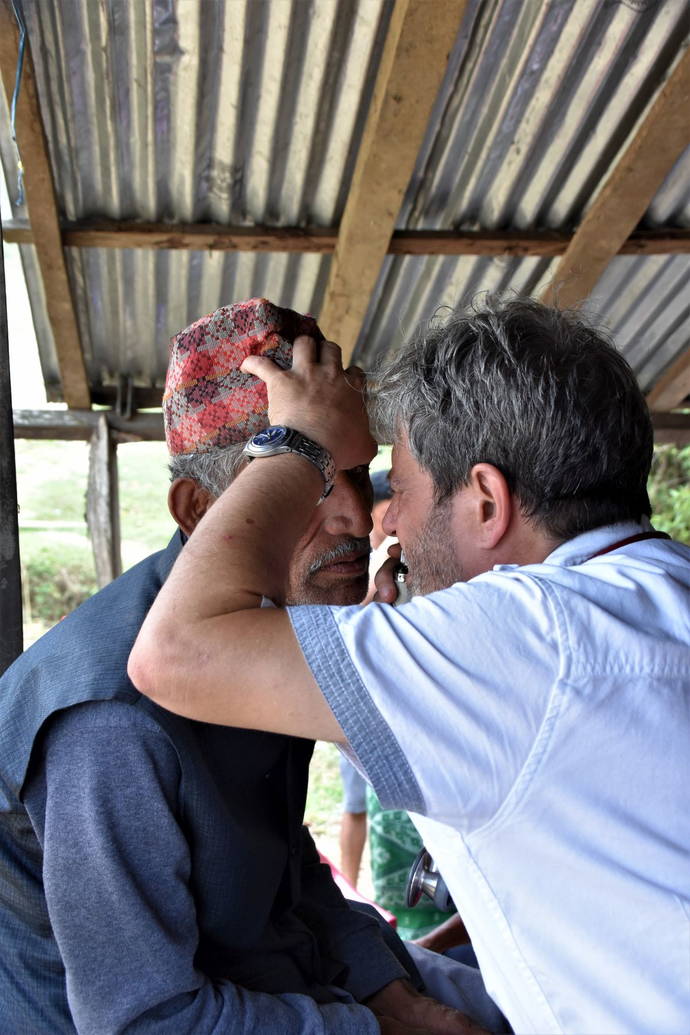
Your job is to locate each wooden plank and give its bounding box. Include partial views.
[0,218,23,671]
[319,0,469,361]
[13,408,164,443]
[61,222,337,253]
[651,411,690,433]
[86,415,121,588]
[543,45,690,309]
[5,220,690,256]
[0,0,90,408]
[618,229,690,256]
[651,411,690,446]
[2,222,33,244]
[647,348,690,412]
[653,429,690,446]
[389,228,690,257]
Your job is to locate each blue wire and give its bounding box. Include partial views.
[10,0,27,207]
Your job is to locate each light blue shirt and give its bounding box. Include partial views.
[290,523,690,1034]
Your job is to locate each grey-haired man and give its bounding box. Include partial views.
[131,297,690,1034]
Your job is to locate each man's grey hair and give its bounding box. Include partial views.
[169,442,247,497]
[370,295,653,541]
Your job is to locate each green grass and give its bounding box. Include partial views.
[116,441,175,551]
[304,742,343,841]
[15,440,174,635]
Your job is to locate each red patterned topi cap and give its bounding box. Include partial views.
[164,297,324,454]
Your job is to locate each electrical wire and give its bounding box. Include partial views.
[9,0,27,207]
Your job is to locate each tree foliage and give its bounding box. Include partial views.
[648,445,690,544]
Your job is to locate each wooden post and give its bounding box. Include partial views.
[86,414,122,588]
[0,216,23,672]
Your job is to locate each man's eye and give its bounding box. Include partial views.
[350,465,370,479]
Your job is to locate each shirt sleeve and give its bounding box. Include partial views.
[289,571,561,832]
[295,826,408,1001]
[23,700,379,1035]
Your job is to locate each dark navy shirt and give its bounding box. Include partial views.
[0,534,403,1033]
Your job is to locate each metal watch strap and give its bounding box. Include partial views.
[243,427,336,503]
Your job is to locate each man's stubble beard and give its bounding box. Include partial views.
[404,498,463,597]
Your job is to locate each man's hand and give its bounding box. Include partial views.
[367,979,490,1034]
[373,542,402,605]
[241,335,377,472]
[411,914,471,954]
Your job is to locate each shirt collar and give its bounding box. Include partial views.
[490,518,653,574]
[540,517,653,568]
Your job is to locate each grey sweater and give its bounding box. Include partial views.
[23,700,384,1033]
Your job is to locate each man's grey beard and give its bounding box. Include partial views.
[404,500,462,597]
[307,537,371,576]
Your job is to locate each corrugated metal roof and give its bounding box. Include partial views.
[2,0,690,402]
[357,0,690,368]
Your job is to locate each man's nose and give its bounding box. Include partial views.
[322,473,373,538]
[381,499,396,538]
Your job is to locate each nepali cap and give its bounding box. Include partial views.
[164,297,324,454]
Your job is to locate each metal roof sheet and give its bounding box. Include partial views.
[1,0,689,402]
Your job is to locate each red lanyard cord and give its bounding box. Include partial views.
[588,530,670,560]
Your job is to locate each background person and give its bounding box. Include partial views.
[339,469,391,889]
[342,470,463,942]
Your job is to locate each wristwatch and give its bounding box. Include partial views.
[242,425,336,502]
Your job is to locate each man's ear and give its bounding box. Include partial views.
[467,463,513,548]
[168,478,215,536]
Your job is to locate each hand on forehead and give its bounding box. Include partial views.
[241,335,376,472]
[164,298,324,457]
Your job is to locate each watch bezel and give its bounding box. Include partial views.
[243,425,293,456]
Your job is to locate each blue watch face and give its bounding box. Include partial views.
[252,425,288,447]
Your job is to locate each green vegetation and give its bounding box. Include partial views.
[21,534,97,626]
[648,445,690,544]
[304,741,343,842]
[16,439,172,637]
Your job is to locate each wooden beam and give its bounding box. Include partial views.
[389,229,690,257]
[646,346,690,413]
[2,221,339,253]
[86,415,121,588]
[651,411,690,446]
[651,411,690,431]
[5,220,690,256]
[13,408,164,444]
[0,216,23,671]
[0,0,90,408]
[319,0,469,361]
[543,45,690,309]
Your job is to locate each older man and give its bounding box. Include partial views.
[130,297,690,1035]
[0,300,496,1035]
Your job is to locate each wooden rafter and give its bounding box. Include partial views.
[12,406,690,447]
[651,411,690,442]
[4,220,690,256]
[542,45,690,309]
[0,0,90,408]
[319,0,469,362]
[646,345,690,413]
[86,414,121,588]
[12,408,164,443]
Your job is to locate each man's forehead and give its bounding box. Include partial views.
[390,437,417,475]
